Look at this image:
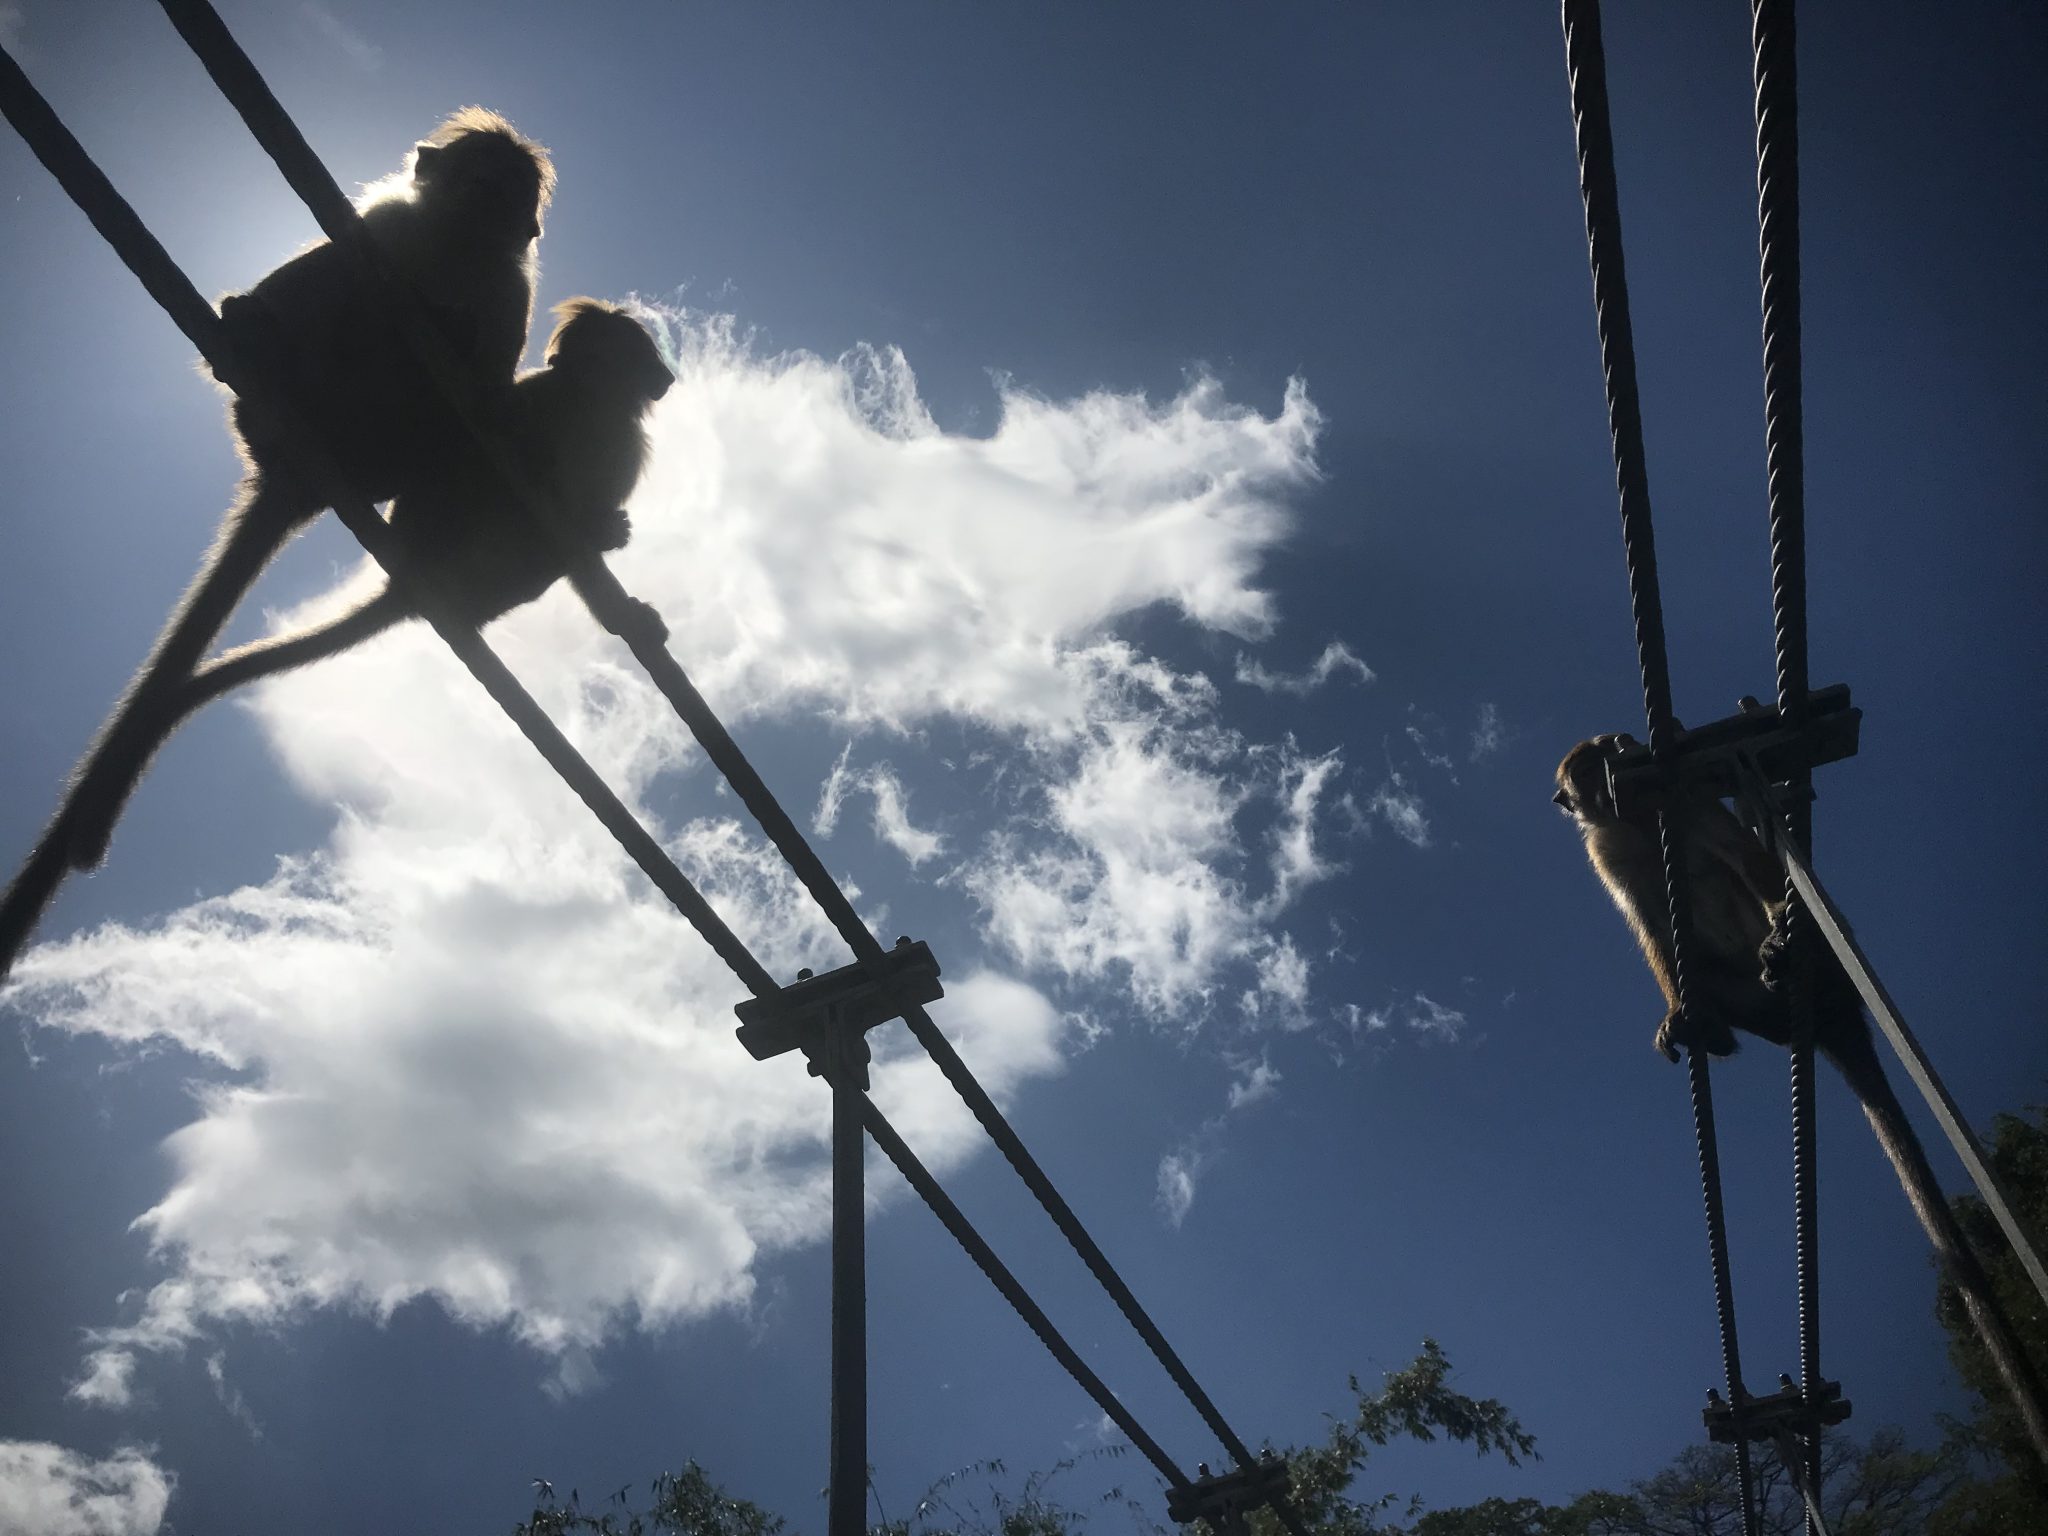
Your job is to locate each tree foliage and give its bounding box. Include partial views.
[1931,1103,2048,1519]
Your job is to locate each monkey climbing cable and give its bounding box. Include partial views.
[1746,4,1825,1527]
[151,3,1305,1514]
[1559,4,1760,1533]
[0,49,773,1007]
[0,39,1275,1522]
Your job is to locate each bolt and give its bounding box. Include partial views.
[797,968,814,981]
[896,934,912,947]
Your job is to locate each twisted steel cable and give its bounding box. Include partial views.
[1561,4,1758,1530]
[1749,3,1822,1524]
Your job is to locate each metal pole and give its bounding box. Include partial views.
[1775,835,2048,1310]
[828,1021,868,1536]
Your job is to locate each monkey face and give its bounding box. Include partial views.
[1552,734,1632,825]
[414,123,551,247]
[545,300,674,402]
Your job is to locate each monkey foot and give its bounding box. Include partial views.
[1654,1008,1738,1063]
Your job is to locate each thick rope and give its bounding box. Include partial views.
[158,0,1287,1487]
[1748,3,1822,1526]
[1560,6,1757,1532]
[860,1095,1190,1491]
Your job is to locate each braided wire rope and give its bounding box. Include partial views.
[1559,5,1758,1531]
[1747,4,1824,1527]
[148,7,1305,1515]
[3,21,1285,1521]
[858,1094,1190,1490]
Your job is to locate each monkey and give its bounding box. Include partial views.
[1554,733,2048,1467]
[0,109,552,979]
[163,299,673,725]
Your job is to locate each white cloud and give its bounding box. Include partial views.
[204,1354,263,1441]
[3,315,1325,1400]
[1225,1054,1281,1112]
[1405,724,1457,774]
[1362,774,1431,847]
[1156,1146,1203,1228]
[67,1352,139,1411]
[816,748,944,868]
[300,2,382,70]
[1263,747,1341,911]
[1234,640,1373,696]
[0,1443,171,1536]
[1364,993,1468,1045]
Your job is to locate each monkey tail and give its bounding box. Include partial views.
[182,587,408,716]
[0,837,73,986]
[59,585,410,878]
[1825,1024,2048,1468]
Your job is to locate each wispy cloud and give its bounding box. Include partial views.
[1156,1145,1204,1228]
[0,1442,172,1536]
[300,2,381,70]
[1361,773,1431,847]
[5,314,1323,1401]
[816,747,944,867]
[205,1354,263,1441]
[1362,992,1468,1044]
[1156,1047,1284,1227]
[1469,702,1505,761]
[1234,640,1374,696]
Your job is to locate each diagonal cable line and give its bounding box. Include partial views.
[150,3,1303,1508]
[0,35,1260,1514]
[1559,4,1759,1532]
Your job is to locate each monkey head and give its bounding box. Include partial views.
[1552,733,1636,826]
[543,299,675,404]
[410,107,555,247]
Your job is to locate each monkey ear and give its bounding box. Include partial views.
[411,142,443,180]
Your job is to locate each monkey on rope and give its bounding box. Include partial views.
[167,299,672,719]
[0,108,552,978]
[1554,733,2048,1468]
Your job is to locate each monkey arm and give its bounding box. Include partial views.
[566,556,667,646]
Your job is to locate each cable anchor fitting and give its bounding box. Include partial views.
[1604,684,1859,822]
[1166,1454,1291,1536]
[733,936,945,1089]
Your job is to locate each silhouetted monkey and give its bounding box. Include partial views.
[0,109,551,976]
[1555,733,2048,1467]
[173,299,672,718]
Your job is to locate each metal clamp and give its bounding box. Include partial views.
[1606,685,1859,819]
[733,936,944,1088]
[1166,1455,1291,1536]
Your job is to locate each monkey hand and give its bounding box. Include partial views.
[592,507,633,552]
[1758,906,1794,990]
[1654,1006,1739,1063]
[607,596,668,649]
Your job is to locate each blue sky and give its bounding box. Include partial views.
[2,3,2044,1533]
